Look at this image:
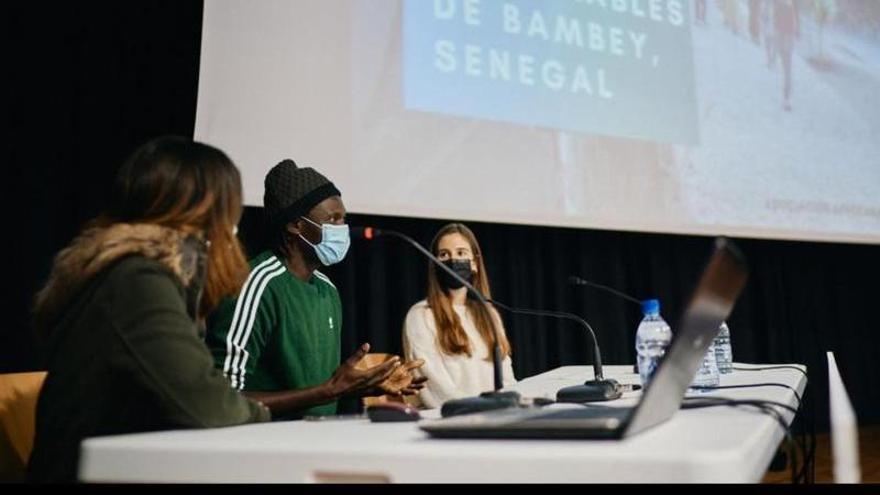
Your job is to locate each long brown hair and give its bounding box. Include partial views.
[426,223,511,360]
[101,136,249,317]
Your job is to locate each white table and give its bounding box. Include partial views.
[79,363,806,483]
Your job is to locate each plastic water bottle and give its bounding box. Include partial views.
[713,321,733,374]
[635,299,672,388]
[691,341,720,389]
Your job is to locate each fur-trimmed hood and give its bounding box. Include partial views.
[34,223,205,334]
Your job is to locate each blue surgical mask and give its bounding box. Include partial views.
[299,216,351,266]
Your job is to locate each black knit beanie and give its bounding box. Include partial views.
[263,159,341,229]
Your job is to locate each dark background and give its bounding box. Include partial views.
[8,2,879,430]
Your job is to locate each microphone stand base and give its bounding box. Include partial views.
[556,379,623,402]
[441,390,522,418]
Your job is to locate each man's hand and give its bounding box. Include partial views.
[325,343,400,398]
[371,359,428,397]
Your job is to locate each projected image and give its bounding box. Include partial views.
[403,0,699,144]
[195,0,880,243]
[347,1,700,231]
[684,0,880,237]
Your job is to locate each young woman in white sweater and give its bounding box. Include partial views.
[402,223,516,408]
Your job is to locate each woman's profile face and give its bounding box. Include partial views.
[436,232,477,273]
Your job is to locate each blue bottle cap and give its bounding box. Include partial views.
[641,299,660,316]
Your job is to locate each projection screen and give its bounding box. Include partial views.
[195,0,880,244]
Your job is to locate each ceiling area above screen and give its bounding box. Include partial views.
[195,0,880,244]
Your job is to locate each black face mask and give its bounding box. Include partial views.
[435,259,474,290]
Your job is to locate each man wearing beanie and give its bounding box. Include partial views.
[205,159,425,419]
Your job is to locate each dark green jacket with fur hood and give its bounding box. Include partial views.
[28,223,270,483]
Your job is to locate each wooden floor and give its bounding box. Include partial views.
[762,425,880,483]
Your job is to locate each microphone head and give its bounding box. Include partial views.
[351,226,379,240]
[568,275,586,286]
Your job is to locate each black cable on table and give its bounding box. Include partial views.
[681,397,804,483]
[689,382,802,406]
[733,365,808,379]
[731,364,814,481]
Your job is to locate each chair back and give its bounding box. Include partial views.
[0,371,47,481]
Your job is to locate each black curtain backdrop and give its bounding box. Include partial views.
[8,2,879,430]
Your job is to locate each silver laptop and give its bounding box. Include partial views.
[420,237,749,440]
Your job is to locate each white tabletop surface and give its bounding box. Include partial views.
[79,363,806,483]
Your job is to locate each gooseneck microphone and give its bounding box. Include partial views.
[568,275,642,306]
[352,227,521,416]
[486,299,622,402]
[569,274,646,374]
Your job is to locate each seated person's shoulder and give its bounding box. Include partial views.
[235,251,287,298]
[312,270,338,292]
[404,300,434,331]
[99,256,191,327]
[406,299,430,315]
[106,255,185,295]
[245,250,284,276]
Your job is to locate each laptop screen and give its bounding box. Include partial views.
[624,238,748,437]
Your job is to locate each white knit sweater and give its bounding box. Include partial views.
[403,300,517,409]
